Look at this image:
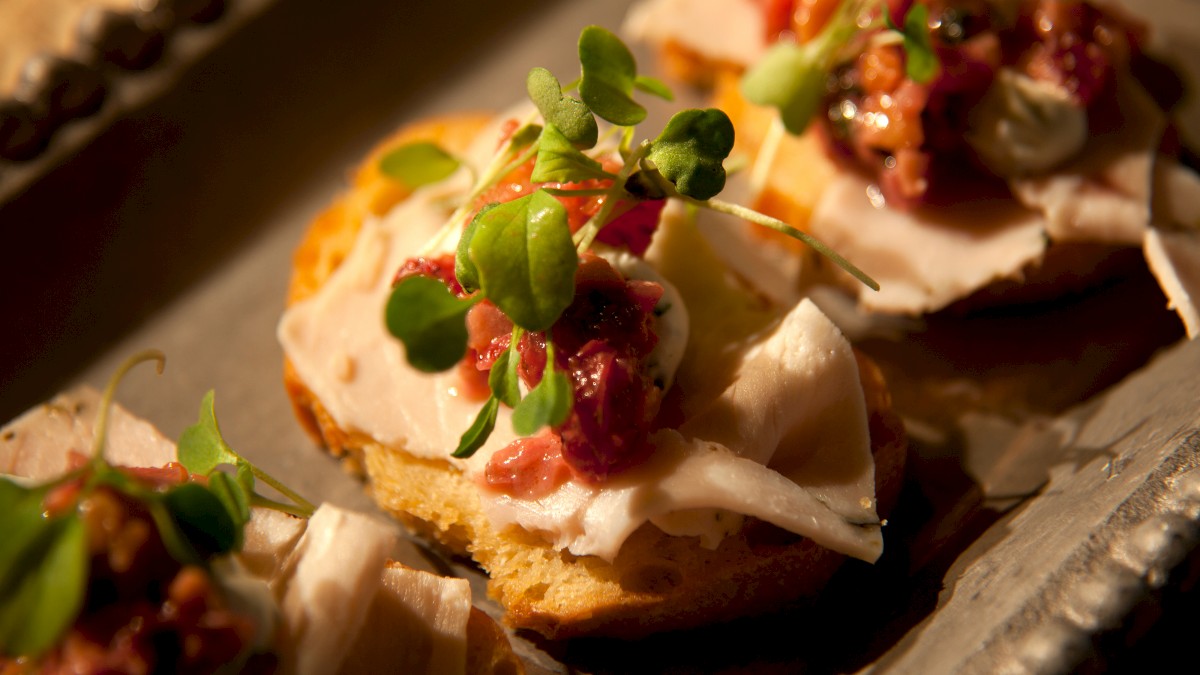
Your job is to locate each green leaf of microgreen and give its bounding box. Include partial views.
[207,472,251,542]
[139,496,201,566]
[379,141,462,188]
[0,481,53,603]
[510,123,544,151]
[0,478,33,515]
[178,390,239,475]
[578,25,647,126]
[385,275,481,372]
[488,337,523,408]
[741,0,870,134]
[468,189,577,332]
[163,482,239,558]
[511,345,572,436]
[741,42,830,135]
[456,203,496,294]
[634,74,674,102]
[531,123,616,184]
[0,515,86,659]
[648,108,735,200]
[177,391,315,519]
[884,3,939,83]
[881,3,901,31]
[453,396,500,459]
[527,67,598,149]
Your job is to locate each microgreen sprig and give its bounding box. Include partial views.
[511,341,572,436]
[0,350,167,659]
[0,351,316,660]
[883,2,939,83]
[379,142,462,188]
[382,25,878,458]
[0,480,85,659]
[742,0,940,135]
[177,390,316,519]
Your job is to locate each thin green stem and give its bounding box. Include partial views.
[423,113,541,255]
[249,494,313,519]
[92,350,165,468]
[248,465,315,517]
[696,198,879,291]
[541,187,611,197]
[573,142,649,253]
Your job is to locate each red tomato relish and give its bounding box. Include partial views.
[764,0,1150,208]
[453,254,664,493]
[393,139,669,495]
[11,477,270,674]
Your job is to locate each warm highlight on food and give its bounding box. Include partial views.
[280,27,907,638]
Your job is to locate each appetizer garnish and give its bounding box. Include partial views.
[383,25,876,471]
[741,0,1147,207]
[0,350,306,670]
[178,390,315,520]
[280,23,907,638]
[0,353,523,674]
[742,0,940,138]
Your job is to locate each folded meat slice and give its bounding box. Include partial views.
[271,505,474,675]
[1009,74,1165,246]
[341,562,472,675]
[0,387,177,479]
[483,212,881,564]
[1145,227,1200,337]
[0,387,479,675]
[810,175,1049,315]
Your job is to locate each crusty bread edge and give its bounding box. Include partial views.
[282,113,908,640]
[284,112,525,668]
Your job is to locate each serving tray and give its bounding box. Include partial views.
[2,0,1197,672]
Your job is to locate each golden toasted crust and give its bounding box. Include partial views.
[286,113,528,669]
[287,113,493,307]
[358,373,906,640]
[283,114,908,639]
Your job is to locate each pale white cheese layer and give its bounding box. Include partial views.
[278,149,882,562]
[278,196,522,467]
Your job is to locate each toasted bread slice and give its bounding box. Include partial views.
[282,114,908,639]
